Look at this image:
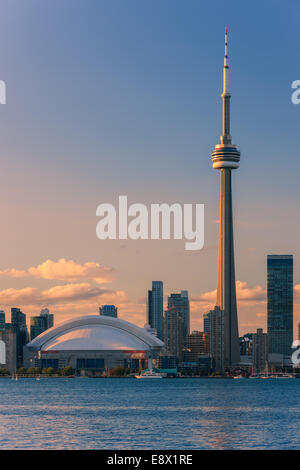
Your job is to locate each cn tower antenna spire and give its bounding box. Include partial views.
[223,27,229,94]
[221,27,231,144]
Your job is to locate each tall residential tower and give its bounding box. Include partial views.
[147,281,164,340]
[211,29,240,368]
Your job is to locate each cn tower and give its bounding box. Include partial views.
[211,29,240,367]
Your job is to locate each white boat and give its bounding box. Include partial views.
[233,375,246,379]
[135,358,163,379]
[275,373,295,379]
[135,370,163,379]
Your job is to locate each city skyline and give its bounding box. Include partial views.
[0,1,299,337]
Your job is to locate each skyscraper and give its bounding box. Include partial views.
[211,29,240,368]
[147,281,164,340]
[164,307,183,361]
[267,255,293,356]
[184,331,210,362]
[0,326,16,374]
[0,310,5,331]
[164,291,190,361]
[30,308,54,340]
[206,306,224,372]
[167,291,190,338]
[203,312,211,334]
[11,307,28,368]
[99,305,118,318]
[252,328,268,374]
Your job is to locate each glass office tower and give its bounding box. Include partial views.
[267,255,293,356]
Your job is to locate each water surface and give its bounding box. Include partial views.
[0,378,299,449]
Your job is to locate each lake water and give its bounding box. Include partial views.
[0,378,299,450]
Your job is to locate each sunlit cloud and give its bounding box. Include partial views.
[0,283,127,307]
[0,258,115,284]
[191,280,267,307]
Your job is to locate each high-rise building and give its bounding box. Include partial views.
[11,308,28,368]
[164,292,189,362]
[147,281,164,340]
[203,312,210,334]
[164,308,183,361]
[167,291,190,338]
[252,328,268,374]
[0,326,16,373]
[211,29,240,368]
[206,306,224,373]
[30,308,54,340]
[40,308,54,328]
[184,331,209,362]
[239,333,253,357]
[267,255,293,357]
[158,354,178,369]
[99,305,118,318]
[0,310,5,331]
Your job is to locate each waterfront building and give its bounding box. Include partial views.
[267,255,293,356]
[0,310,5,331]
[99,305,118,318]
[167,291,190,338]
[0,325,16,373]
[239,333,253,357]
[11,307,28,368]
[164,307,183,361]
[40,308,54,328]
[252,329,268,374]
[203,312,210,334]
[158,354,178,369]
[30,308,54,340]
[211,29,240,368]
[24,315,163,372]
[147,281,164,340]
[184,331,209,362]
[206,306,224,373]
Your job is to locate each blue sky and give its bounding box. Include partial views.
[0,0,299,334]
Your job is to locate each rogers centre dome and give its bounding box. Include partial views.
[24,315,164,372]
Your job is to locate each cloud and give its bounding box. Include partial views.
[256,312,267,318]
[294,285,300,298]
[191,280,266,307]
[0,258,130,325]
[0,268,28,278]
[0,258,115,284]
[235,281,266,302]
[0,283,127,307]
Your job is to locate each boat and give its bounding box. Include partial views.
[135,370,163,379]
[275,373,295,379]
[233,375,246,379]
[250,372,295,379]
[135,358,163,379]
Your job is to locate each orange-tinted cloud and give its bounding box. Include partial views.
[191,280,266,307]
[0,258,115,284]
[0,283,127,307]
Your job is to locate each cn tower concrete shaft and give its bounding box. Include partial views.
[216,168,240,366]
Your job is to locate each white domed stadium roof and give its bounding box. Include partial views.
[26,315,164,352]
